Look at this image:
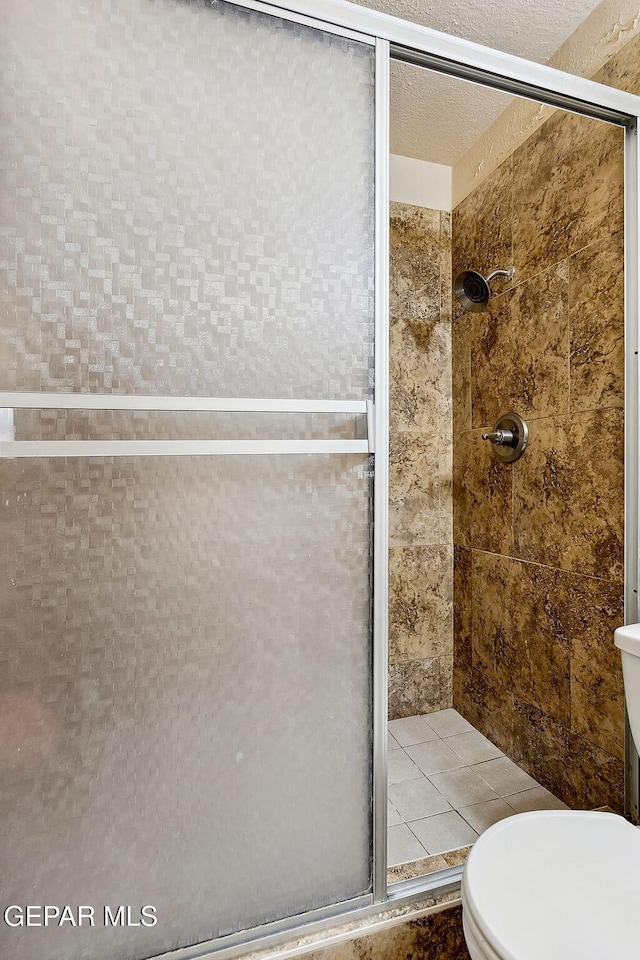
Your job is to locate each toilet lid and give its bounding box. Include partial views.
[462,810,640,960]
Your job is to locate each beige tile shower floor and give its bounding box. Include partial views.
[387,708,567,869]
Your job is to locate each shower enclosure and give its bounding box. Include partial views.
[1,0,639,958]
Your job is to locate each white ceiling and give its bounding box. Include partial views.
[350,0,606,165]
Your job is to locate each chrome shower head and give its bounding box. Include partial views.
[454,265,515,313]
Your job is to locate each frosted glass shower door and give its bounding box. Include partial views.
[0,1,376,959]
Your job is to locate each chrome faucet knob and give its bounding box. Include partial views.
[482,413,529,463]
[482,429,514,446]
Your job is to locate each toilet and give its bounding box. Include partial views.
[461,623,640,959]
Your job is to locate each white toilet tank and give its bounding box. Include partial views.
[614,624,640,752]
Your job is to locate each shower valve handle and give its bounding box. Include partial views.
[482,413,529,463]
[482,429,514,446]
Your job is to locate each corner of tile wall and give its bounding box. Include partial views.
[389,203,454,720]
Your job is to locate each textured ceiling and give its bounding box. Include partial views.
[350,0,606,165]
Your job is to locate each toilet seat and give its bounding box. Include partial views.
[461,810,640,960]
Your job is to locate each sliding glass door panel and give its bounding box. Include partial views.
[0,453,372,958]
[0,0,376,957]
[0,0,375,402]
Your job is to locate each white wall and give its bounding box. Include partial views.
[389,155,451,211]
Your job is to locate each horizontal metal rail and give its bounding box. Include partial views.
[0,439,370,458]
[0,395,372,457]
[235,0,640,125]
[0,392,367,414]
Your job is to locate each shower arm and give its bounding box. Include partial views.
[485,265,515,284]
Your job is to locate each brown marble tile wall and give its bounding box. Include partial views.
[451,95,626,810]
[305,906,471,960]
[389,203,453,719]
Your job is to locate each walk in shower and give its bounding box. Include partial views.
[385,64,633,881]
[1,0,640,958]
